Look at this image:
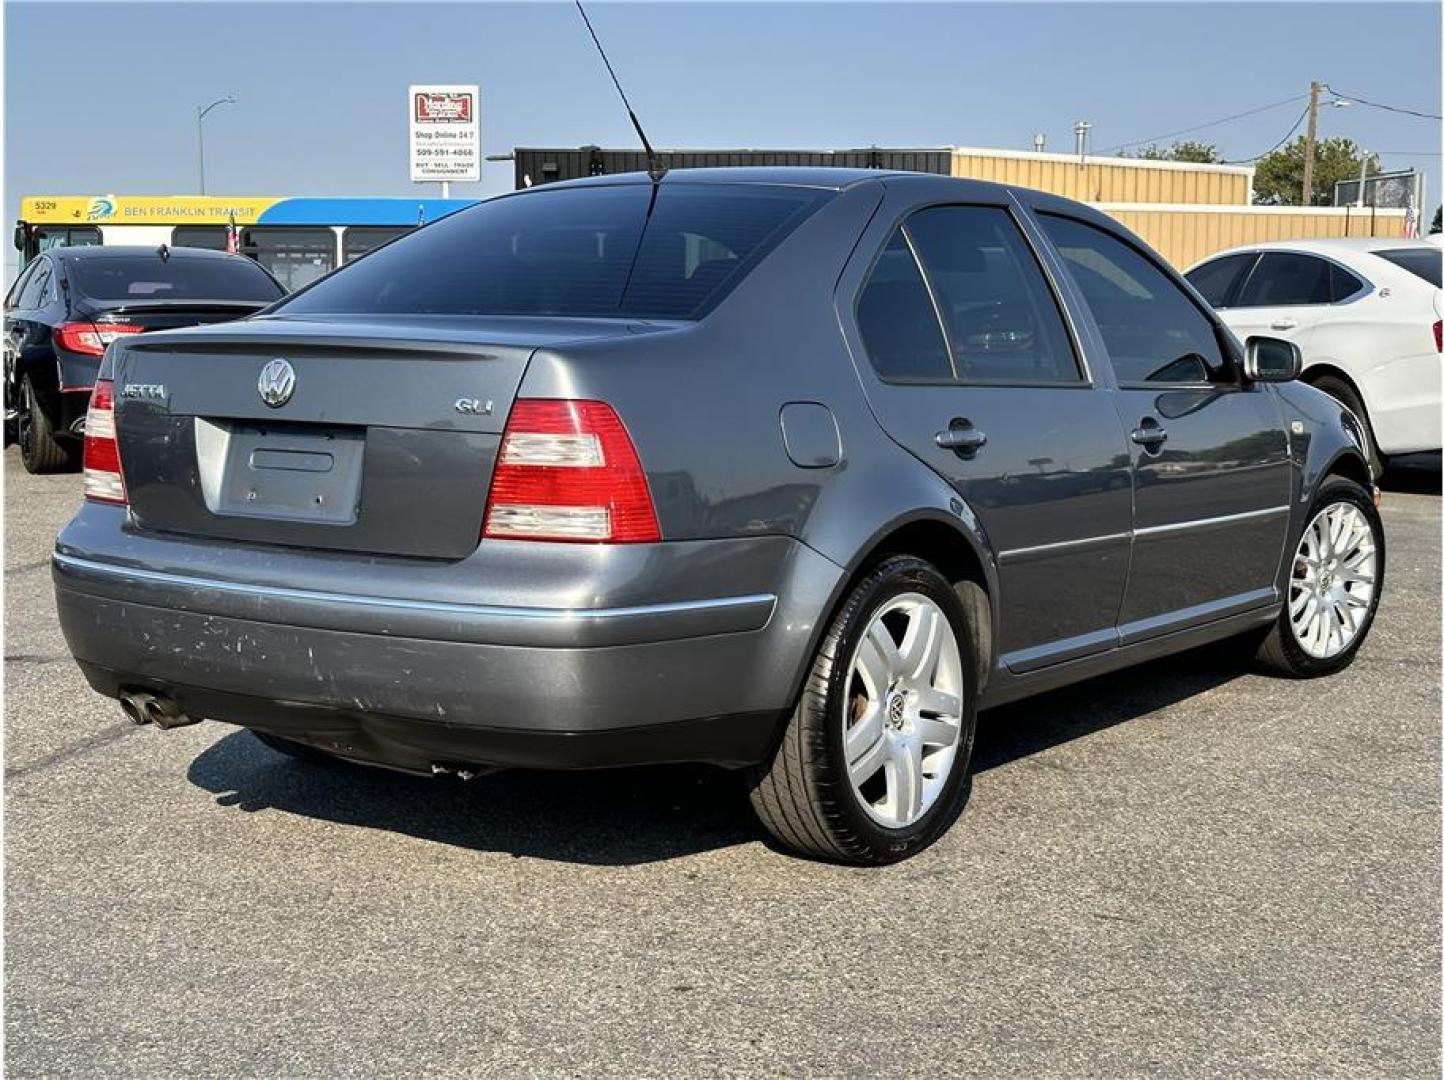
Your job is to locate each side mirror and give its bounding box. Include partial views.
[1243,335,1301,382]
[13,221,27,252]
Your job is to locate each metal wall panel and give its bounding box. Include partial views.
[1099,206,1410,268]
[950,150,1253,206]
[512,148,954,188]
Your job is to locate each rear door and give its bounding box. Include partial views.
[1215,250,1357,351]
[840,197,1133,673]
[1036,213,1292,643]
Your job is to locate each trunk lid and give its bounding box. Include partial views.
[111,314,668,559]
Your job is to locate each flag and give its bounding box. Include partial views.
[225,211,240,254]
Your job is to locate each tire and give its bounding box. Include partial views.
[17,376,74,474]
[1255,476,1385,677]
[1311,375,1384,477]
[250,730,342,765]
[747,555,979,865]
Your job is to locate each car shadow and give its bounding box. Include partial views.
[972,639,1247,773]
[1380,453,1441,496]
[186,640,1251,867]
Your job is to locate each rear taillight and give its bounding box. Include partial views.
[483,399,660,543]
[1433,320,1441,353]
[54,321,144,357]
[82,379,126,505]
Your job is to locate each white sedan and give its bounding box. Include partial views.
[1186,237,1441,468]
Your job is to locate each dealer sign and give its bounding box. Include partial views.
[408,84,480,183]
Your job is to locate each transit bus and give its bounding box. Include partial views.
[13,195,479,291]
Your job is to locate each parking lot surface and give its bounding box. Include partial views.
[4,447,1440,1077]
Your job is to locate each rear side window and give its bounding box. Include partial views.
[69,256,284,302]
[1235,252,1332,307]
[17,261,51,309]
[1040,214,1227,385]
[1185,252,1256,308]
[906,206,1080,383]
[855,229,952,381]
[1374,247,1442,288]
[276,184,832,320]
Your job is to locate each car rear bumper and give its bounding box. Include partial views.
[52,506,843,770]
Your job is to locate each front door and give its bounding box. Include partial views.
[843,202,1133,674]
[1038,214,1293,643]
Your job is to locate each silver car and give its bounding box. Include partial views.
[53,169,1385,863]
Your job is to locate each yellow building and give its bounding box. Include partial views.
[949,145,1255,206]
[512,146,1409,270]
[947,145,1409,268]
[1099,202,1409,269]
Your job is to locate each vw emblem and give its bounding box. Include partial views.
[258,358,296,408]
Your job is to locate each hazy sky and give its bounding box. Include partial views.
[5,1,1440,271]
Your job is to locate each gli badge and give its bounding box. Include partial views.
[257,358,296,408]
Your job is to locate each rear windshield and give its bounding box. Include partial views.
[70,256,284,302]
[274,183,833,320]
[1373,247,1442,288]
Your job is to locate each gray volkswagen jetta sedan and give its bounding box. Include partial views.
[53,169,1385,864]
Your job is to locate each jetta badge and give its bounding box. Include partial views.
[258,358,296,408]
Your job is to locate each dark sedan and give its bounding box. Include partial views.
[51,170,1384,863]
[4,246,283,472]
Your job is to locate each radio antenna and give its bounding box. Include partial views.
[573,0,666,182]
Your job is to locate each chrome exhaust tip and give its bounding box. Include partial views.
[143,694,199,730]
[118,691,152,726]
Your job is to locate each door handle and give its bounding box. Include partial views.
[1270,318,1299,331]
[1130,419,1168,449]
[936,418,987,455]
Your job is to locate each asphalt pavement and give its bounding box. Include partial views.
[4,447,1439,1077]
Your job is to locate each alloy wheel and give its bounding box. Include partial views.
[843,592,965,829]
[1289,501,1378,659]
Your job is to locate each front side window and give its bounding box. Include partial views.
[906,206,1080,383]
[1040,214,1227,385]
[1235,252,1332,307]
[855,229,952,382]
[278,184,832,320]
[1185,252,1257,308]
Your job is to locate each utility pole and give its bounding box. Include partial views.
[1301,80,1322,206]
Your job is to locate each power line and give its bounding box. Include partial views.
[1324,84,1442,121]
[1100,93,1309,155]
[1222,105,1311,164]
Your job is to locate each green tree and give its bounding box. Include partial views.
[1430,205,1441,234]
[1252,136,1379,206]
[1128,140,1223,164]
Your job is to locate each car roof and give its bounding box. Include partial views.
[1195,236,1440,262]
[48,245,244,262]
[532,166,915,192]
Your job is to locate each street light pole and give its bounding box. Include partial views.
[196,96,236,195]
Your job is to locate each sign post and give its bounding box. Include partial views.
[408,85,480,198]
